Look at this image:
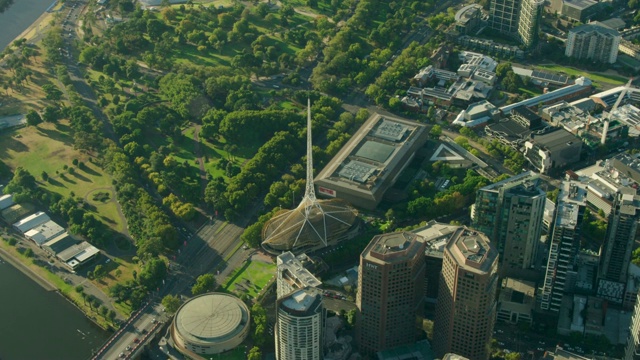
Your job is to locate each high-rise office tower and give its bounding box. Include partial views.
[540,181,587,312]
[489,0,543,48]
[356,232,426,355]
[472,171,545,272]
[433,227,499,360]
[598,189,640,301]
[276,251,322,299]
[275,287,325,360]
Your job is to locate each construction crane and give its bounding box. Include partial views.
[601,78,634,145]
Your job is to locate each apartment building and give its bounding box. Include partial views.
[276,287,325,360]
[540,181,587,312]
[565,23,621,64]
[472,171,545,272]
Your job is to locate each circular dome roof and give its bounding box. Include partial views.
[174,293,249,344]
[262,197,358,254]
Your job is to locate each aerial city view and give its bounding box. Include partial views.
[2,0,640,359]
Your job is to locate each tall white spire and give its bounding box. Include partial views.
[260,98,358,254]
[304,98,316,201]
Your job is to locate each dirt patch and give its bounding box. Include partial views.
[250,251,275,264]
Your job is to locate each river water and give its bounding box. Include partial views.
[0,0,53,51]
[0,257,110,360]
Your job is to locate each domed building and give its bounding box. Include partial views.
[262,100,359,255]
[262,196,358,254]
[170,293,250,358]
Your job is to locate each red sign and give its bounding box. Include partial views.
[318,186,336,197]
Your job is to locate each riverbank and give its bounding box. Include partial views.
[0,243,56,291]
[0,244,110,360]
[0,0,59,52]
[0,235,116,330]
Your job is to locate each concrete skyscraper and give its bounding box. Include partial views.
[356,232,426,355]
[472,172,545,273]
[432,227,499,360]
[275,287,325,360]
[489,0,543,48]
[597,189,640,302]
[540,181,587,312]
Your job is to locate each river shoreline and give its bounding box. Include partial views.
[0,239,112,331]
[0,0,56,52]
[0,246,56,291]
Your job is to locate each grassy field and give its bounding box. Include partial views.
[223,259,276,298]
[518,87,542,97]
[202,346,247,360]
[537,64,627,86]
[177,125,257,179]
[0,121,124,231]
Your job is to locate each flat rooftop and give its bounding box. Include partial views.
[562,0,597,10]
[315,113,428,209]
[413,221,460,259]
[277,251,322,288]
[280,287,322,316]
[531,128,580,152]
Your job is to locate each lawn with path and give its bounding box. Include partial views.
[0,121,125,232]
[223,258,276,298]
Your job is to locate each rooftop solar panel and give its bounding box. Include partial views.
[338,160,377,183]
[355,141,396,163]
[374,120,408,141]
[531,70,568,84]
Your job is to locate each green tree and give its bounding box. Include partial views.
[42,105,60,123]
[247,346,262,360]
[191,273,216,295]
[42,83,63,101]
[26,110,42,126]
[346,309,356,328]
[108,309,116,322]
[495,62,512,78]
[161,294,182,313]
[430,125,442,138]
[93,264,105,280]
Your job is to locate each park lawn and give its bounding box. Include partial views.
[0,102,26,117]
[201,346,247,360]
[278,100,300,110]
[518,87,541,97]
[177,125,258,178]
[0,121,123,230]
[223,259,276,298]
[537,64,627,86]
[90,257,139,315]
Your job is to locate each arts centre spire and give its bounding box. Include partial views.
[261,99,358,254]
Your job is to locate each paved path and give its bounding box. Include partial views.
[188,124,208,199]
